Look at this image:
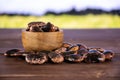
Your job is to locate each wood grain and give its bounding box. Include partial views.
[22,31,63,51]
[0,29,120,80]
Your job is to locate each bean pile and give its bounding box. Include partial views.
[3,42,115,65]
[26,21,59,32]
[2,21,115,64]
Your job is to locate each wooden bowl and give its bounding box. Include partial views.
[22,30,63,52]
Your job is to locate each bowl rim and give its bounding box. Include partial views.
[22,29,63,33]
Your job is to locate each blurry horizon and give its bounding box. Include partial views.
[0,0,120,16]
[0,0,120,29]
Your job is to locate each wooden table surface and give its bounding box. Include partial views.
[0,29,120,80]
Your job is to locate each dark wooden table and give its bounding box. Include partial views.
[0,29,120,80]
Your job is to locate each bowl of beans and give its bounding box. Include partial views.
[22,21,63,52]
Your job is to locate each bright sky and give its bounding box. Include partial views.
[0,0,120,15]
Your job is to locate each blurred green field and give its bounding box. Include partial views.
[0,14,120,29]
